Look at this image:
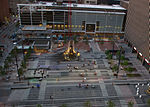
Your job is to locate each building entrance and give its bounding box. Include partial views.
[86,24,95,32]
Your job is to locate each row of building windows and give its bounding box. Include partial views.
[43,24,122,29]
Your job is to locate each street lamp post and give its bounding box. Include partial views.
[21,30,25,60]
[14,46,21,81]
[22,39,24,60]
[116,47,121,78]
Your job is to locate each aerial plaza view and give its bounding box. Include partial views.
[0,0,149,107]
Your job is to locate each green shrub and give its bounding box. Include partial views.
[127,74,141,77]
[107,100,115,107]
[112,64,119,72]
[105,50,110,55]
[84,101,91,107]
[120,55,125,60]
[18,68,23,76]
[128,100,134,107]
[107,54,112,60]
[100,40,104,45]
[21,61,26,69]
[36,104,42,107]
[121,60,128,66]
[147,99,150,106]
[61,104,67,107]
[124,67,134,72]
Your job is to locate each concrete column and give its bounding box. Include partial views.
[30,5,32,25]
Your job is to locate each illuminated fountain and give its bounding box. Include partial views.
[63,40,80,61]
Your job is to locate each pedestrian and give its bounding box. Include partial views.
[41,72,44,77]
[27,80,30,86]
[37,84,40,88]
[50,95,54,104]
[82,80,84,83]
[86,84,88,88]
[79,83,81,88]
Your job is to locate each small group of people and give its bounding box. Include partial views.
[78,83,90,89]
[33,69,45,77]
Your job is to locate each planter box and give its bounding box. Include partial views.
[127,73,141,77]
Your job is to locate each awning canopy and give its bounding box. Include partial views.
[22,25,47,31]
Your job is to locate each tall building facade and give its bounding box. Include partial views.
[0,0,9,25]
[17,2,126,37]
[9,0,32,15]
[124,0,150,70]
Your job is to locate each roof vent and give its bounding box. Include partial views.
[57,0,63,5]
[73,4,77,7]
[52,2,57,5]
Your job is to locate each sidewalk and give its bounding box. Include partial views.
[118,42,149,79]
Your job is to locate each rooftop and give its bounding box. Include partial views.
[17,2,126,10]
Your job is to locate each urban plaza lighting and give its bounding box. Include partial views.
[63,40,80,61]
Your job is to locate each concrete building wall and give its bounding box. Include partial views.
[120,0,129,9]
[125,0,149,60]
[19,10,124,33]
[9,0,31,15]
[71,12,124,33]
[0,0,9,23]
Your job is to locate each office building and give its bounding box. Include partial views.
[17,2,126,36]
[0,0,9,25]
[124,0,150,70]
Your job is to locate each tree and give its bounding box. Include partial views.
[105,50,110,55]
[116,51,120,59]
[120,55,125,60]
[100,40,104,45]
[64,36,67,44]
[112,64,119,72]
[85,39,88,44]
[124,67,134,72]
[73,35,78,44]
[36,104,42,107]
[0,66,3,72]
[4,60,9,72]
[10,46,18,58]
[28,46,32,55]
[121,60,128,66]
[84,101,92,107]
[21,60,26,69]
[128,100,134,107]
[107,100,115,107]
[18,67,23,76]
[61,104,67,107]
[147,99,150,106]
[6,56,13,64]
[0,66,5,75]
[107,54,112,60]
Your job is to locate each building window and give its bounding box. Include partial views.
[86,24,95,32]
[96,21,99,31]
[82,21,85,30]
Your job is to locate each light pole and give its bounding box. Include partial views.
[13,45,21,81]
[22,33,25,60]
[116,47,121,78]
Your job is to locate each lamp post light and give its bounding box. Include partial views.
[13,44,21,81]
[116,47,121,78]
[21,30,25,60]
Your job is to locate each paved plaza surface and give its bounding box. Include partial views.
[0,41,150,107]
